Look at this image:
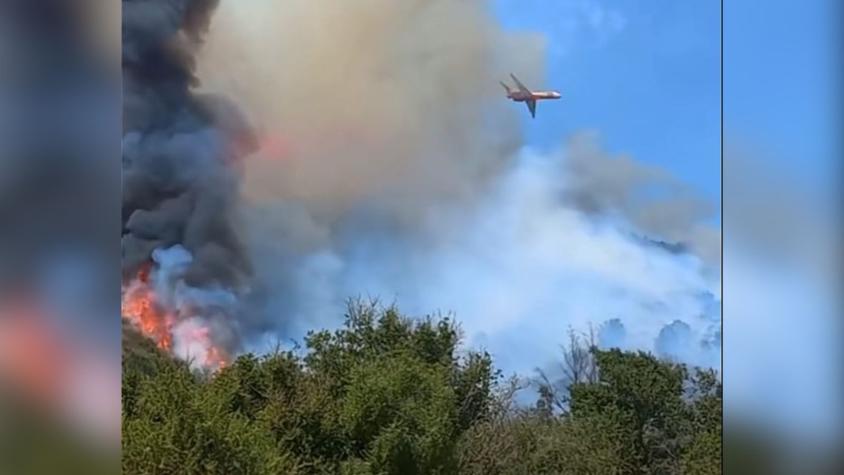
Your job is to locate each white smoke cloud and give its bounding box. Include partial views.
[243,140,721,375]
[147,245,240,370]
[191,1,720,376]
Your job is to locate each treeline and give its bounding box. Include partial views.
[122,302,721,474]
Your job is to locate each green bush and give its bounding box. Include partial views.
[122,302,721,474]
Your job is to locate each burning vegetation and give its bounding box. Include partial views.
[122,262,230,372]
[122,264,173,353]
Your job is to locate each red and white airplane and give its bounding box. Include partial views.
[500,73,561,118]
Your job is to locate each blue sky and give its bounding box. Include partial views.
[493,0,721,213]
[726,0,839,195]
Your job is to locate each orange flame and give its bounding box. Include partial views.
[122,275,173,352]
[121,265,230,371]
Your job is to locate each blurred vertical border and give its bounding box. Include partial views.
[724,0,842,473]
[0,0,120,473]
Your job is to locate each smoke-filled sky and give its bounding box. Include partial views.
[188,0,722,375]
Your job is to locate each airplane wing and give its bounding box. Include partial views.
[526,99,536,118]
[510,73,531,94]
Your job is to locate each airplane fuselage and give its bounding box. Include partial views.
[506,90,561,102]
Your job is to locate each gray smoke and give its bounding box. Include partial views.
[563,131,720,268]
[598,318,627,349]
[192,0,547,342]
[198,0,543,221]
[122,0,256,288]
[122,0,263,358]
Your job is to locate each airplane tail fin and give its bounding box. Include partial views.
[499,81,511,93]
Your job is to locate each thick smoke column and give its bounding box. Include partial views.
[186,0,720,375]
[122,0,257,366]
[198,0,544,215]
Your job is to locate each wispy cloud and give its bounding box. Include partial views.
[495,0,628,56]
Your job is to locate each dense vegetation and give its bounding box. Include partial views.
[122,302,721,474]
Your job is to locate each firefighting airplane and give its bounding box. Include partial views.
[500,73,561,118]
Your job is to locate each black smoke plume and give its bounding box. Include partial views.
[122,0,261,363]
[122,0,256,288]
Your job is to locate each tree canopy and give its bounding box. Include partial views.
[122,301,721,474]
